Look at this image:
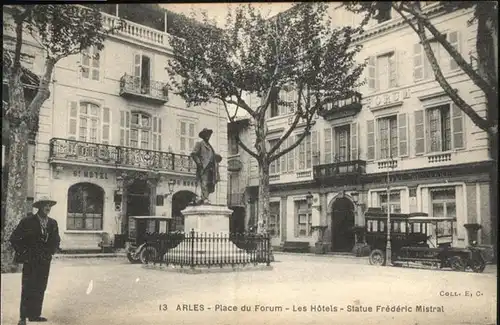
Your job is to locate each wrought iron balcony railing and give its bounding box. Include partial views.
[119,74,169,104]
[49,138,195,174]
[313,159,366,180]
[318,92,362,121]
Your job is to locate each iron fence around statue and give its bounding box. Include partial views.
[141,230,272,268]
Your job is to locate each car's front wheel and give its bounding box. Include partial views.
[369,249,386,266]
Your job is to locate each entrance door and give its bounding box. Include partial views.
[126,180,150,237]
[171,190,197,232]
[331,197,355,252]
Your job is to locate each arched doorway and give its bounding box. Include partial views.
[171,190,196,232]
[126,179,150,236]
[331,197,355,252]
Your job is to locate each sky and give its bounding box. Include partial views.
[161,3,295,28]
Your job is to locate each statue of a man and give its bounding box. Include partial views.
[190,128,222,204]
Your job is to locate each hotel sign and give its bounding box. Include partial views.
[73,169,109,179]
[365,88,411,110]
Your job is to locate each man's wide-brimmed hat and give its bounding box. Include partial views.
[199,128,213,139]
[33,196,57,209]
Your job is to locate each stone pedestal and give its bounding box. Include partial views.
[183,204,233,234]
[166,204,254,265]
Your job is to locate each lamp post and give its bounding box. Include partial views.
[164,179,176,198]
[385,157,396,266]
[306,191,313,236]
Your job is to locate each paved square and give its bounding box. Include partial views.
[1,254,496,325]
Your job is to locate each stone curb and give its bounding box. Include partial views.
[54,253,127,259]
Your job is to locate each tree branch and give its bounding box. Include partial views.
[270,111,314,162]
[221,100,260,160]
[405,3,496,97]
[12,6,32,71]
[415,19,495,135]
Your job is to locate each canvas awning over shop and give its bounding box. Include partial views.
[2,51,40,89]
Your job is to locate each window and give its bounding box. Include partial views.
[295,200,312,237]
[281,137,295,173]
[413,31,461,81]
[179,120,196,155]
[81,47,100,81]
[120,111,162,150]
[324,124,359,163]
[366,114,408,161]
[270,87,296,117]
[269,201,280,237]
[375,2,392,23]
[68,101,110,144]
[367,52,397,92]
[133,54,152,94]
[379,191,401,213]
[414,104,464,155]
[67,183,104,230]
[334,125,350,162]
[229,133,239,155]
[297,134,312,170]
[269,139,280,175]
[130,112,151,149]
[377,115,398,159]
[430,187,456,236]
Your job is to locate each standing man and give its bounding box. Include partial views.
[191,128,222,204]
[10,197,61,325]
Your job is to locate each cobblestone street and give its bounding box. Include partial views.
[1,254,496,325]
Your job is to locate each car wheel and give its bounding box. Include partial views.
[127,252,141,264]
[448,256,466,272]
[369,249,386,266]
[140,246,158,264]
[468,259,486,273]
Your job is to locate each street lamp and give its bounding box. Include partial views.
[385,156,396,266]
[306,191,313,236]
[164,179,176,198]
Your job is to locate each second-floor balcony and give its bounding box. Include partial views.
[119,74,169,105]
[49,138,195,175]
[313,159,366,181]
[318,92,362,121]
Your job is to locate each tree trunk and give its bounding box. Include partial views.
[257,161,270,235]
[1,126,30,273]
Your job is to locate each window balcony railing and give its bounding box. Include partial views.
[317,92,362,121]
[313,159,366,180]
[49,138,195,174]
[119,74,169,104]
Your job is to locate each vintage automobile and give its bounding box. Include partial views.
[125,215,183,264]
[364,208,487,273]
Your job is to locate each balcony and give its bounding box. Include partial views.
[49,138,195,175]
[313,160,366,181]
[119,74,169,105]
[317,92,362,121]
[228,192,245,207]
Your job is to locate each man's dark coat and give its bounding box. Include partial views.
[10,213,61,319]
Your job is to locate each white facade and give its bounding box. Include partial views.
[4,5,228,250]
[229,3,494,251]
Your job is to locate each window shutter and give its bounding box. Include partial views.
[119,111,130,146]
[367,120,375,160]
[398,113,408,157]
[287,137,294,171]
[311,130,319,165]
[414,110,425,155]
[305,134,312,168]
[68,101,78,140]
[350,122,358,160]
[367,56,376,91]
[133,53,141,89]
[451,104,464,149]
[389,51,398,88]
[413,43,424,82]
[324,127,332,164]
[448,31,461,71]
[102,107,110,144]
[152,116,162,151]
[280,137,287,173]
